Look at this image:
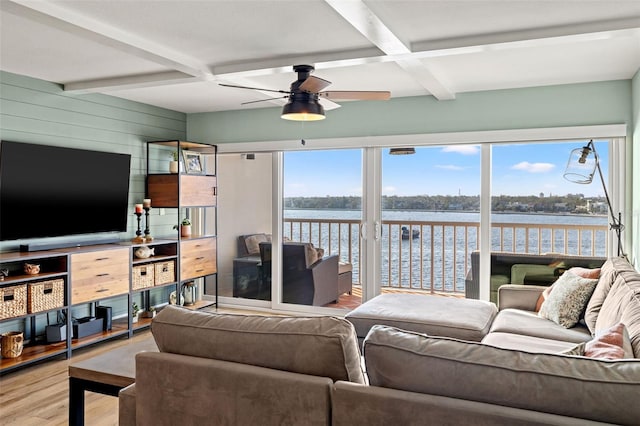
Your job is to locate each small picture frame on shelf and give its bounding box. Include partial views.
[182,150,204,174]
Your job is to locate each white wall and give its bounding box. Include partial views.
[217,153,272,295]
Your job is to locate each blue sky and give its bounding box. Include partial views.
[284,140,609,198]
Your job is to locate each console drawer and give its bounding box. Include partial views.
[180,238,217,280]
[71,248,129,304]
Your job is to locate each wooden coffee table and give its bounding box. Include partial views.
[68,337,158,426]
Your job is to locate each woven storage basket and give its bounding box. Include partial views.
[132,265,155,290]
[154,261,175,285]
[28,279,64,313]
[0,284,27,320]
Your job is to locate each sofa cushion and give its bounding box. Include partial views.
[152,306,365,383]
[538,270,598,328]
[481,331,578,354]
[593,265,640,357]
[490,309,592,343]
[364,324,640,425]
[584,257,633,333]
[345,293,497,343]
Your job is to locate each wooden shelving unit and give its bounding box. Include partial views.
[0,140,218,374]
[146,139,218,312]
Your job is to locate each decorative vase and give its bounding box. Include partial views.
[181,224,191,237]
[169,160,179,174]
[181,281,197,306]
[1,331,24,358]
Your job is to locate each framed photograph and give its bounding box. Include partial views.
[182,150,204,174]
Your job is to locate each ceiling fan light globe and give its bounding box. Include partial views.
[281,112,326,121]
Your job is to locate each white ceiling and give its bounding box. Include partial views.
[1,0,639,115]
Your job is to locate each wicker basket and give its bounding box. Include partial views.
[0,284,27,320]
[154,261,175,285]
[132,265,155,290]
[28,279,64,313]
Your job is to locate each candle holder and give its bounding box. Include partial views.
[143,206,154,242]
[132,212,145,243]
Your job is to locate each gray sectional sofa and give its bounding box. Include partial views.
[120,256,640,425]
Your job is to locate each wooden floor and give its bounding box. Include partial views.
[0,307,267,426]
[0,330,150,426]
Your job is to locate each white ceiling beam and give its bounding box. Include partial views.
[4,0,214,81]
[324,0,456,100]
[64,72,200,94]
[412,17,640,53]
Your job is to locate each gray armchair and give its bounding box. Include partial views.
[259,242,339,306]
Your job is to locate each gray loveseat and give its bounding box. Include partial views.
[120,257,640,425]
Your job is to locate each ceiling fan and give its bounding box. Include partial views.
[219,64,390,121]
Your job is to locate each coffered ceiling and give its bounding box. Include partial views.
[1,0,639,114]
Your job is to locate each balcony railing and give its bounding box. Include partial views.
[283,218,608,296]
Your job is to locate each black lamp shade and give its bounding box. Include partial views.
[281,92,325,121]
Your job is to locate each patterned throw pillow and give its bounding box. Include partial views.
[538,270,598,328]
[534,267,601,312]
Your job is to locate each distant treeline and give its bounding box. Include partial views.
[284,194,607,214]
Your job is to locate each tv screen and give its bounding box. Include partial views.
[0,141,131,241]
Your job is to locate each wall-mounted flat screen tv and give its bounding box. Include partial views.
[0,141,131,241]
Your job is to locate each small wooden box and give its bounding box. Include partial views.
[154,261,175,285]
[28,279,64,313]
[132,265,155,290]
[0,284,27,320]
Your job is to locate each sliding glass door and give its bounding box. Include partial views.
[379,145,481,299]
[280,150,363,311]
[213,131,625,311]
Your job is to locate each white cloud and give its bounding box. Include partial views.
[441,145,479,155]
[383,185,397,195]
[511,161,555,173]
[436,164,464,171]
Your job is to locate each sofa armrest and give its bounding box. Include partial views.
[497,284,546,311]
[118,383,136,426]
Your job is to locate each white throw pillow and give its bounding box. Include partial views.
[538,270,598,328]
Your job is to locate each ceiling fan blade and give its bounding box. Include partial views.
[299,75,331,93]
[318,97,341,111]
[219,83,290,95]
[241,96,289,105]
[319,91,391,101]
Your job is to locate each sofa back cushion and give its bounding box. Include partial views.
[584,257,634,333]
[364,324,640,425]
[593,265,640,357]
[152,306,365,383]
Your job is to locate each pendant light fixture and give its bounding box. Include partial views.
[281,92,325,121]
